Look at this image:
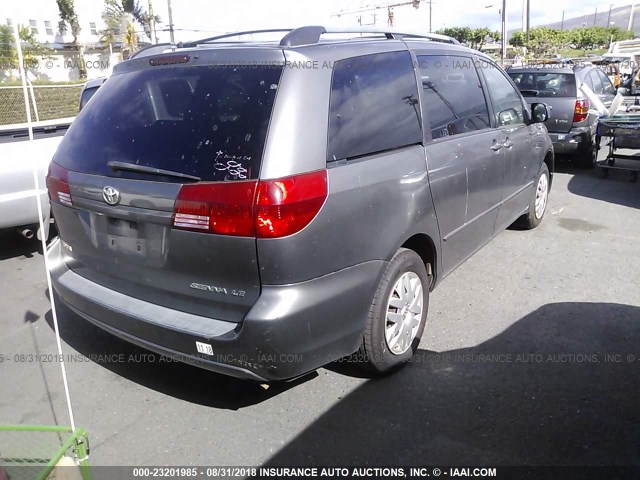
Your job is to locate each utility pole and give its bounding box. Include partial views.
[607,4,613,27]
[594,8,598,26]
[501,0,507,64]
[525,0,530,42]
[629,2,637,31]
[167,0,175,44]
[561,10,565,30]
[148,0,157,44]
[429,0,433,32]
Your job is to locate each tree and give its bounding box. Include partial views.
[508,27,569,56]
[436,26,472,45]
[468,27,501,50]
[102,0,159,56]
[436,26,500,51]
[56,0,86,78]
[510,25,636,56]
[0,24,52,79]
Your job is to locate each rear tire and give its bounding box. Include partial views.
[359,248,429,374]
[574,137,597,169]
[515,162,550,230]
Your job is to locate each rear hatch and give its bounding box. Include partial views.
[49,55,284,322]
[509,70,578,133]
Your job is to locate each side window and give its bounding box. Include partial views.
[480,60,525,126]
[583,72,595,92]
[597,70,616,95]
[79,86,100,111]
[328,51,422,161]
[417,55,491,139]
[589,71,605,94]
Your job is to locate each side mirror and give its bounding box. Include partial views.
[531,103,549,123]
[617,87,631,96]
[498,108,519,126]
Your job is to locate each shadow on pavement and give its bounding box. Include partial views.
[0,230,39,261]
[45,297,315,410]
[264,303,640,466]
[567,168,640,209]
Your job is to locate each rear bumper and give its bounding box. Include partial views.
[548,126,594,155]
[48,238,384,381]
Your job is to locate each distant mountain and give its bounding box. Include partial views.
[509,4,640,37]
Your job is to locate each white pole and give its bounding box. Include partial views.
[27,80,40,123]
[13,23,77,433]
[167,0,175,44]
[502,0,507,64]
[629,2,636,31]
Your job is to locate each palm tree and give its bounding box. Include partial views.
[0,24,52,80]
[56,0,86,78]
[102,0,158,57]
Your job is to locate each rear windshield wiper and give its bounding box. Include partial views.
[519,89,540,97]
[107,161,201,182]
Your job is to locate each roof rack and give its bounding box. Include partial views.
[179,26,460,49]
[179,29,294,48]
[280,26,460,46]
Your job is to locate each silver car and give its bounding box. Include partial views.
[48,27,553,381]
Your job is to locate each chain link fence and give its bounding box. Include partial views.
[0,84,82,125]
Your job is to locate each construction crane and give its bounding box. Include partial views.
[331,1,429,29]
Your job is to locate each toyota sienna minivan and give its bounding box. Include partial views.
[48,26,553,381]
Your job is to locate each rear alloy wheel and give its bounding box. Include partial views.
[359,248,429,374]
[516,162,550,230]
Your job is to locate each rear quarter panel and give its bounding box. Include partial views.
[257,146,440,285]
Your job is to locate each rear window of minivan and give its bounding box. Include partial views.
[508,72,577,98]
[54,65,283,182]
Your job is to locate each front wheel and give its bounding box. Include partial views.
[358,248,429,374]
[515,163,550,230]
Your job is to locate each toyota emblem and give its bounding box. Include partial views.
[102,186,121,206]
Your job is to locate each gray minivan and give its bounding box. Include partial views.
[508,65,616,167]
[48,27,554,381]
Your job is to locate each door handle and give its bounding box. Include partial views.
[503,138,514,149]
[491,141,503,151]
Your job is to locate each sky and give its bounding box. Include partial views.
[2,0,638,42]
[150,0,638,41]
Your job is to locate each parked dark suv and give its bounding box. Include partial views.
[47,26,553,381]
[508,64,616,167]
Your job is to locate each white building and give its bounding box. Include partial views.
[2,0,129,81]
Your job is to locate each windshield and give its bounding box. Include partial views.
[508,72,577,98]
[54,65,283,182]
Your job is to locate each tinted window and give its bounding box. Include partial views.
[583,71,595,92]
[481,61,525,126]
[589,70,605,94]
[508,72,577,98]
[597,70,616,95]
[417,55,491,139]
[328,51,422,161]
[55,65,283,181]
[79,86,100,111]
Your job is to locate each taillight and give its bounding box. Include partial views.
[46,162,73,207]
[574,100,589,123]
[255,170,328,238]
[172,170,328,238]
[173,180,258,236]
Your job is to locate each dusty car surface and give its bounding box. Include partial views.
[1,117,73,240]
[48,26,553,381]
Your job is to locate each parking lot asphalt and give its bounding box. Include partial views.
[1,155,639,467]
